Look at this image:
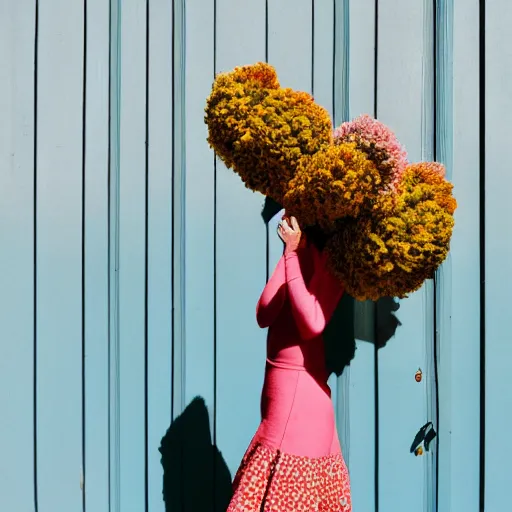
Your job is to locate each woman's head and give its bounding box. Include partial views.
[281,210,328,252]
[303,224,329,252]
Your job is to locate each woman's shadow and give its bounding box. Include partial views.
[159,396,232,512]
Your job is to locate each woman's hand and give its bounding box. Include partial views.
[278,215,302,254]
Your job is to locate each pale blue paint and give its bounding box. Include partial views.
[36,0,85,509]
[0,2,36,511]
[345,1,377,510]
[118,0,147,509]
[313,1,335,133]
[147,1,174,510]
[435,1,455,500]
[376,1,434,510]
[421,2,438,508]
[183,0,215,427]
[485,2,512,511]
[171,0,186,423]
[2,0,511,511]
[84,0,110,510]
[438,2,481,511]
[108,1,122,509]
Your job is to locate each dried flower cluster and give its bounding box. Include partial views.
[326,163,456,300]
[283,143,385,229]
[334,114,408,191]
[205,62,333,202]
[205,63,457,300]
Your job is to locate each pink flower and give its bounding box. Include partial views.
[334,114,408,190]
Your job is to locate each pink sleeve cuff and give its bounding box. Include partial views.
[284,251,302,282]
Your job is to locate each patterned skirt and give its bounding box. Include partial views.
[226,442,352,512]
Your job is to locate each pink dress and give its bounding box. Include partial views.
[226,244,352,512]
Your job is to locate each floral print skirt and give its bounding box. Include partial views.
[226,442,352,512]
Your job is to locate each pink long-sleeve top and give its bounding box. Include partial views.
[256,243,344,377]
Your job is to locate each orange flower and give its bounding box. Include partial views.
[400,162,457,215]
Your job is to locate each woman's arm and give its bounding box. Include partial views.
[256,255,287,328]
[285,251,344,340]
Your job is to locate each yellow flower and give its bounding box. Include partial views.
[283,143,391,229]
[204,62,333,202]
[325,162,457,300]
[399,162,457,215]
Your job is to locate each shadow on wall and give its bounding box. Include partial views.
[324,294,401,377]
[159,396,232,512]
[262,197,402,377]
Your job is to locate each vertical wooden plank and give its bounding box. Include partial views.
[36,0,84,509]
[159,0,220,506]
[215,0,267,475]
[164,2,219,509]
[171,0,186,422]
[430,0,451,508]
[267,0,312,92]
[438,1,480,510]
[84,0,110,510]
[349,0,376,119]
[108,0,121,509]
[346,1,377,510]
[312,0,340,431]
[108,1,122,509]
[485,1,512,510]
[118,0,147,509]
[376,1,433,510]
[0,1,36,510]
[312,0,333,152]
[421,4,437,508]
[438,2,481,512]
[183,0,215,418]
[146,1,173,511]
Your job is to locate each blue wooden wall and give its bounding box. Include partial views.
[1,1,510,511]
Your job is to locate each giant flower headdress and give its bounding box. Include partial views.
[205,63,457,301]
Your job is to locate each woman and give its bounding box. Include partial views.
[226,215,352,511]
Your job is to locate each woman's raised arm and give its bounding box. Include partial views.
[256,255,287,328]
[284,251,344,340]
